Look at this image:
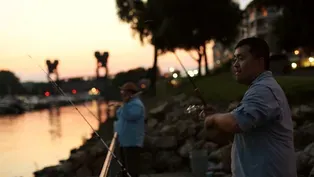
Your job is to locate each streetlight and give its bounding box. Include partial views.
[309,57,314,66]
[291,63,297,69]
[188,70,195,77]
[294,50,300,55]
[169,67,175,73]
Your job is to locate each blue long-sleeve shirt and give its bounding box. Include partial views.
[114,97,145,147]
[231,71,296,177]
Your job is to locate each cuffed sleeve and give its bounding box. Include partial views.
[231,85,280,132]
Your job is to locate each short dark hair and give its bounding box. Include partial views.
[235,37,270,70]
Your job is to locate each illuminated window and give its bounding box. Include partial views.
[261,7,268,17]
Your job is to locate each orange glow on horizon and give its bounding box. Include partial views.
[0,0,235,82]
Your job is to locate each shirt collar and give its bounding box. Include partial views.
[251,70,273,85]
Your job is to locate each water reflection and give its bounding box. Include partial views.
[0,100,116,177]
[48,107,62,141]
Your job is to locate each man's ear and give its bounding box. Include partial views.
[258,57,265,66]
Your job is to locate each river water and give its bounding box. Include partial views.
[0,100,114,177]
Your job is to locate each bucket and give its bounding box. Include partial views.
[189,149,208,177]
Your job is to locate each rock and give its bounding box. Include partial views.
[292,105,314,121]
[227,101,239,112]
[175,120,197,140]
[295,123,314,149]
[208,144,232,172]
[140,152,154,173]
[153,136,177,149]
[172,93,186,103]
[90,156,106,175]
[179,96,202,107]
[197,129,207,140]
[167,154,183,172]
[147,118,158,129]
[293,121,297,129]
[309,166,314,177]
[301,123,314,142]
[76,165,92,177]
[160,125,177,136]
[149,102,172,120]
[294,130,313,150]
[165,108,184,123]
[143,136,156,148]
[34,166,59,177]
[296,151,312,174]
[70,148,78,154]
[299,105,314,114]
[203,142,219,153]
[304,142,314,157]
[194,140,206,149]
[56,161,73,174]
[154,151,182,172]
[89,141,106,157]
[69,150,87,165]
[178,140,194,158]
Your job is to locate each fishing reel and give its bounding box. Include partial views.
[184,104,211,120]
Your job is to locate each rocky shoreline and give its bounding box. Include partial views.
[34,94,314,177]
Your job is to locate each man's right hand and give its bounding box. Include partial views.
[108,103,123,108]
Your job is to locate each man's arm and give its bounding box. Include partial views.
[207,86,280,133]
[209,113,242,133]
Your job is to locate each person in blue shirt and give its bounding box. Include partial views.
[204,37,297,177]
[114,82,145,177]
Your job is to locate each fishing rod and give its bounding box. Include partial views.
[143,18,208,107]
[27,55,133,177]
[27,53,205,177]
[172,52,207,106]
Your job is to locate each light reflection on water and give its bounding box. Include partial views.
[0,100,116,177]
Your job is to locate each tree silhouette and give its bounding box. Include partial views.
[115,0,241,94]
[116,0,166,95]
[0,70,25,96]
[112,67,154,93]
[152,0,241,75]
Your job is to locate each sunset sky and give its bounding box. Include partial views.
[0,0,251,82]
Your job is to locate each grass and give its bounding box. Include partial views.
[151,72,314,107]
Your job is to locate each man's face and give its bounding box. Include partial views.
[120,89,131,102]
[232,45,263,85]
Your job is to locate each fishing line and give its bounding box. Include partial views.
[27,55,132,177]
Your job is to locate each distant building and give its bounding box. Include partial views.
[213,2,284,69]
[240,3,283,54]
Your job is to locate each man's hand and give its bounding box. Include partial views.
[108,103,123,109]
[204,114,216,129]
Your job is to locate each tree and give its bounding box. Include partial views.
[153,0,241,75]
[116,0,163,95]
[115,0,242,94]
[0,70,25,96]
[112,67,149,87]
